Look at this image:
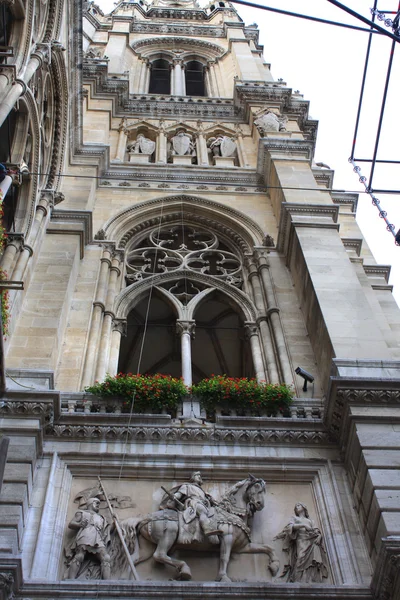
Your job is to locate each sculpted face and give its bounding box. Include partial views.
[90,498,100,512]
[191,472,203,486]
[294,502,306,516]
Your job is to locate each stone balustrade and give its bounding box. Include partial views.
[60,393,324,420]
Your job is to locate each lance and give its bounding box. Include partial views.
[98,476,139,581]
[161,485,185,510]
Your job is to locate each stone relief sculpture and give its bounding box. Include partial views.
[207,135,237,158]
[63,473,280,582]
[127,134,155,157]
[65,498,112,580]
[159,471,223,540]
[115,472,279,582]
[274,502,328,583]
[254,109,287,134]
[168,129,196,159]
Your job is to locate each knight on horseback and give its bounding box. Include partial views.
[160,471,223,539]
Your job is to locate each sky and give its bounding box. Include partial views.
[96,0,400,304]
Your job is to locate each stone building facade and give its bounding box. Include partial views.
[1,0,400,598]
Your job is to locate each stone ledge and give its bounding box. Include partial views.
[17,580,373,599]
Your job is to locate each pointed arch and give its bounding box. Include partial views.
[102,194,265,255]
[114,269,257,322]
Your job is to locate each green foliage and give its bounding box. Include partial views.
[0,269,9,338]
[85,372,188,413]
[192,374,294,416]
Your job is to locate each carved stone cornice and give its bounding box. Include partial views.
[48,209,93,258]
[325,362,400,446]
[331,191,359,213]
[276,202,339,256]
[130,21,225,39]
[131,36,225,59]
[257,137,315,189]
[44,422,331,445]
[371,539,400,600]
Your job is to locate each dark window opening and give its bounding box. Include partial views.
[2,184,18,232]
[0,109,16,164]
[185,60,205,97]
[149,59,171,95]
[0,6,12,63]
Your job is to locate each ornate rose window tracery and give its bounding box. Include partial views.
[126,224,242,288]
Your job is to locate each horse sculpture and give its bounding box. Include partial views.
[113,475,279,582]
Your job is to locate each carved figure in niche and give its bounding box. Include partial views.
[207,135,237,158]
[127,134,155,156]
[169,129,196,158]
[65,498,112,580]
[159,471,223,539]
[112,473,279,582]
[254,110,287,135]
[274,502,328,583]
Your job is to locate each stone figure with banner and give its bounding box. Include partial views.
[65,497,112,580]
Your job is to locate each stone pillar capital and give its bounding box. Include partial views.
[112,318,127,336]
[176,320,196,338]
[244,321,259,338]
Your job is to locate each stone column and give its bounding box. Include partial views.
[81,246,113,389]
[0,66,12,100]
[28,190,61,248]
[114,120,128,162]
[246,257,279,383]
[172,59,184,96]
[209,61,219,96]
[204,66,212,97]
[156,121,167,164]
[0,80,26,127]
[108,319,127,377]
[144,61,151,93]
[0,49,47,127]
[195,125,208,166]
[12,244,33,282]
[245,322,265,383]
[138,58,149,93]
[256,249,293,385]
[235,131,250,167]
[94,251,123,383]
[176,320,195,387]
[0,234,24,278]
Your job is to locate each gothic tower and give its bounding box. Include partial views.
[1,0,400,598]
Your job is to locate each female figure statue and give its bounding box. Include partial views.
[275,502,328,583]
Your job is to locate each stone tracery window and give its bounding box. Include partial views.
[125,224,242,287]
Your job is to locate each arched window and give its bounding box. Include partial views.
[149,58,171,94]
[119,224,252,383]
[185,60,206,97]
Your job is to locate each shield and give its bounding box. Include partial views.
[255,112,280,133]
[172,133,190,156]
[220,136,237,157]
[139,136,155,155]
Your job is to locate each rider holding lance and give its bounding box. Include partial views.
[160,471,223,538]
